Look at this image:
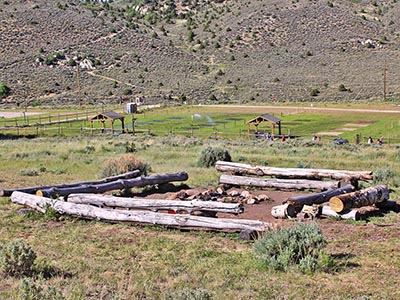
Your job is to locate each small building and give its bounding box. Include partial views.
[90,111,125,134]
[246,113,282,138]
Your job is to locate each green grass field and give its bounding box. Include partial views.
[0,104,400,299]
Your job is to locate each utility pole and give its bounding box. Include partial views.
[383,60,387,101]
[77,64,82,107]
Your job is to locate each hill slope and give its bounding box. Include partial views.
[1,0,400,106]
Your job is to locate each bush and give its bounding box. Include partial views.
[373,168,394,184]
[253,222,333,273]
[0,82,11,99]
[197,146,231,168]
[0,241,37,277]
[99,154,151,178]
[18,277,64,300]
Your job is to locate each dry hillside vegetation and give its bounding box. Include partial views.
[1,0,400,106]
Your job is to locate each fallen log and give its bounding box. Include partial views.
[215,161,372,180]
[321,206,382,221]
[37,172,189,198]
[219,174,338,191]
[285,185,355,207]
[0,170,141,197]
[65,194,244,214]
[271,203,298,218]
[375,200,400,212]
[329,185,389,213]
[11,192,273,232]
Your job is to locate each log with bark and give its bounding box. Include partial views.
[328,185,389,213]
[0,170,141,197]
[219,174,339,191]
[215,161,372,180]
[271,203,298,218]
[11,192,273,232]
[285,185,355,207]
[65,194,244,215]
[37,172,189,198]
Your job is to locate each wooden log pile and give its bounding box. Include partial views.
[216,161,372,191]
[11,192,274,233]
[271,184,398,221]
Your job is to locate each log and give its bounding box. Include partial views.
[65,194,244,214]
[219,174,338,191]
[0,170,141,197]
[329,185,389,213]
[321,206,382,220]
[320,206,359,220]
[215,161,372,180]
[11,192,273,232]
[375,200,400,212]
[271,204,298,218]
[285,185,355,207]
[37,172,189,198]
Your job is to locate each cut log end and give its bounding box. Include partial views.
[329,197,345,213]
[36,190,43,197]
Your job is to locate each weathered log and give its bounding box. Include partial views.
[65,194,243,214]
[285,185,355,207]
[271,204,298,218]
[11,192,273,232]
[321,205,382,220]
[37,172,189,198]
[0,170,141,197]
[320,206,359,220]
[215,161,372,180]
[219,174,338,191]
[329,185,389,213]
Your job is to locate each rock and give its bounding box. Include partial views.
[228,190,240,196]
[257,194,271,202]
[246,198,257,205]
[240,229,259,240]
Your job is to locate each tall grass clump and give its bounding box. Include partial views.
[18,277,64,300]
[0,241,37,277]
[253,222,336,274]
[197,146,231,167]
[163,287,211,300]
[99,153,151,178]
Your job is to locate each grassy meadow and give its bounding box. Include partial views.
[0,104,400,299]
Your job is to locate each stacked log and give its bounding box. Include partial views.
[36,172,189,198]
[215,161,372,180]
[65,194,244,214]
[219,174,339,191]
[11,192,273,232]
[328,185,389,213]
[0,170,141,197]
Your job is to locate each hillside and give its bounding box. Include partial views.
[1,0,400,107]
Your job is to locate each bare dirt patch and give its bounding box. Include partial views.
[0,111,42,118]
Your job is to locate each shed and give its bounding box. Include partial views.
[246,113,282,138]
[90,111,125,134]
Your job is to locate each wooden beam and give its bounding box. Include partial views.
[11,192,273,232]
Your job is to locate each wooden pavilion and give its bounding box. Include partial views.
[246,113,282,138]
[90,111,125,134]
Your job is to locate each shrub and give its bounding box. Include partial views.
[0,82,11,99]
[310,88,320,96]
[164,288,211,300]
[0,241,37,277]
[373,168,394,184]
[18,277,64,300]
[99,154,151,178]
[197,146,231,168]
[253,222,333,273]
[338,84,347,92]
